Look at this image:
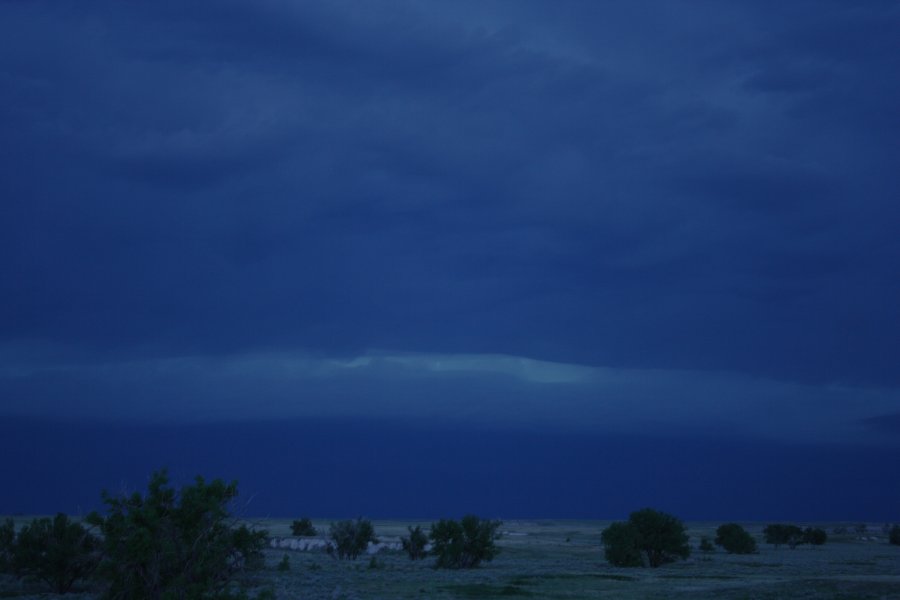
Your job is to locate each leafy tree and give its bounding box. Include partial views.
[763,524,804,549]
[600,521,643,567]
[400,525,429,560]
[802,527,827,546]
[290,518,317,537]
[11,513,99,594]
[601,508,690,568]
[87,469,268,600]
[328,518,377,560]
[714,523,757,554]
[889,525,900,546]
[0,518,14,573]
[429,515,502,569]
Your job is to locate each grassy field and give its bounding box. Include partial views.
[3,519,899,599]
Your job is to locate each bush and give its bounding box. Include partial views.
[698,537,715,559]
[764,524,804,549]
[87,469,268,600]
[602,508,690,568]
[276,554,290,572]
[429,515,502,569]
[715,523,757,554]
[11,513,99,594]
[290,518,317,537]
[803,527,827,546]
[328,518,377,560]
[400,525,429,560]
[0,518,14,573]
[601,521,643,567]
[888,525,900,546]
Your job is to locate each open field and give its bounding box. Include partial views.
[3,519,899,599]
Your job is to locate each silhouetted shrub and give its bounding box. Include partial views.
[276,554,290,572]
[87,469,268,600]
[0,518,14,573]
[764,524,804,549]
[430,515,502,569]
[328,518,377,560]
[400,525,429,560]
[290,518,317,537]
[602,508,690,568]
[802,527,827,545]
[715,523,757,554]
[601,521,643,567]
[889,525,900,546]
[11,513,99,594]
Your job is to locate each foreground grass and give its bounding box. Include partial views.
[3,520,899,599]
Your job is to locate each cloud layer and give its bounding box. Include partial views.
[1,1,899,436]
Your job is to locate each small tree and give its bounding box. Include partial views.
[601,521,643,567]
[400,525,429,560]
[889,525,900,546]
[11,513,99,594]
[87,469,268,600]
[290,518,317,537]
[328,518,377,560]
[601,509,690,568]
[802,527,827,546]
[763,524,804,549]
[429,515,501,569]
[715,523,757,554]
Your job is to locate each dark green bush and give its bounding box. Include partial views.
[290,518,317,537]
[328,518,377,560]
[0,518,14,573]
[11,513,99,594]
[715,523,757,554]
[698,536,715,558]
[276,554,290,572]
[87,469,268,600]
[802,527,827,545]
[601,508,690,568]
[400,525,429,560]
[601,521,643,567]
[429,515,501,569]
[890,525,900,546]
[763,524,804,549]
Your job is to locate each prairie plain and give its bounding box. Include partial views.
[3,519,899,599]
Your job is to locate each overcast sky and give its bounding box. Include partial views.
[2,1,899,518]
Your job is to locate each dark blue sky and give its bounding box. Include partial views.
[2,1,899,520]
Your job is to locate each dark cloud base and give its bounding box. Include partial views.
[3,417,898,522]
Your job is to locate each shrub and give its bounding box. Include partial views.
[276,554,290,572]
[429,515,502,569]
[290,518,317,537]
[11,513,99,594]
[602,508,690,568]
[87,469,268,600]
[328,518,377,560]
[698,536,715,559]
[763,524,804,549]
[888,525,900,546]
[400,525,429,560]
[803,527,827,546]
[0,518,14,573]
[600,521,643,567]
[715,523,757,554]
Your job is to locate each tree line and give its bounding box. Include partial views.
[2,471,898,597]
